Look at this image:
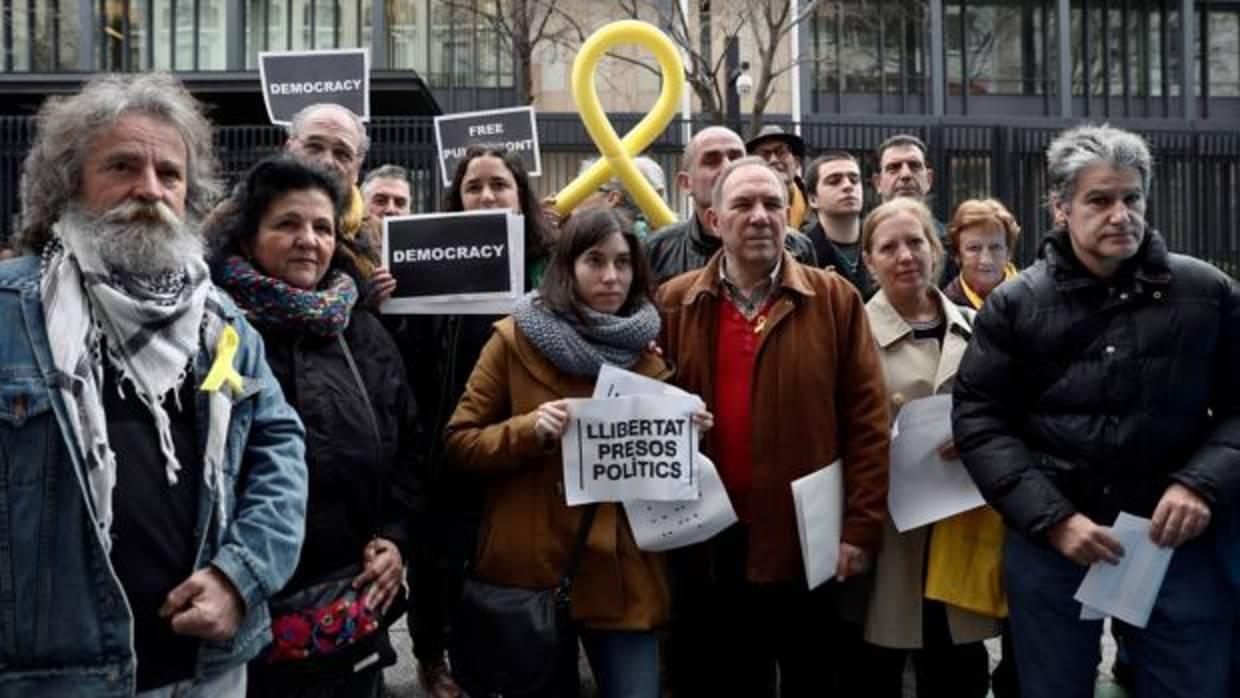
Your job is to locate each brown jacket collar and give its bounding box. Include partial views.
[681,250,818,306]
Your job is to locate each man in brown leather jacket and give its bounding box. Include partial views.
[658,157,890,697]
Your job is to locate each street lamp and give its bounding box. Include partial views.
[734,61,753,98]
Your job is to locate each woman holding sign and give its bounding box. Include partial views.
[444,208,710,698]
[858,198,1000,698]
[397,145,553,698]
[206,156,419,698]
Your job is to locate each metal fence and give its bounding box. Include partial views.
[3,114,1239,274]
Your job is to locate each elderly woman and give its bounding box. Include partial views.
[444,208,710,698]
[944,199,1021,309]
[860,198,999,698]
[207,155,419,698]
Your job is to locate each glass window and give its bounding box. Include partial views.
[7,0,31,70]
[386,0,420,70]
[1072,1,1181,98]
[811,0,926,95]
[427,0,510,88]
[947,1,1049,96]
[102,0,148,71]
[1205,9,1240,97]
[12,0,81,71]
[197,0,225,68]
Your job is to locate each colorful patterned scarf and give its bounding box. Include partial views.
[217,255,358,337]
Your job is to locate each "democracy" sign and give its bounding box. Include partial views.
[380,209,525,314]
[562,395,700,505]
[259,49,369,125]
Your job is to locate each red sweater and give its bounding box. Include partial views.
[713,297,773,521]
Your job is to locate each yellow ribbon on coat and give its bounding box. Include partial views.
[553,20,684,229]
[200,325,245,396]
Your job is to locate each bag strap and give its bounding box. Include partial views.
[557,504,599,591]
[336,333,385,535]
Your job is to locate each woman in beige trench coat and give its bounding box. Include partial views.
[859,198,1000,698]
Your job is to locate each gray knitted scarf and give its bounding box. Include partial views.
[512,291,660,377]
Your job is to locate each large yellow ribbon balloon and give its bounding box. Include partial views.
[554,21,684,229]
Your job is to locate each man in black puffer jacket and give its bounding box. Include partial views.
[953,124,1240,698]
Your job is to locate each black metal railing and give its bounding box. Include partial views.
[3,114,1238,275]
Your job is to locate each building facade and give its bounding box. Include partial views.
[2,1,1239,267]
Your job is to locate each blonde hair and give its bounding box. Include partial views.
[947,198,1021,253]
[862,198,944,283]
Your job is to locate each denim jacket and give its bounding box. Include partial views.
[0,256,308,697]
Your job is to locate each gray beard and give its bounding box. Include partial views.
[59,201,204,277]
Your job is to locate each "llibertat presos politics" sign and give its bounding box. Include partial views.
[259,48,369,125]
[379,209,525,315]
[561,394,701,506]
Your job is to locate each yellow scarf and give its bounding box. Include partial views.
[336,186,375,279]
[787,182,808,230]
[960,263,1018,309]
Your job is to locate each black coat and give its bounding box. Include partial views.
[952,229,1240,538]
[645,213,817,285]
[257,309,422,590]
[802,218,876,300]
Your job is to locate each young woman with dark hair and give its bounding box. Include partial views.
[444,208,710,698]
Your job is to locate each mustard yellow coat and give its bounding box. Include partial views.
[444,317,671,630]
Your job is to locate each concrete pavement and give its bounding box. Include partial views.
[380,618,1126,697]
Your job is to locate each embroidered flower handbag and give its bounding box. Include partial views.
[261,335,406,681]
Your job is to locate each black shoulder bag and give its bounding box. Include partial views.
[450,503,599,698]
[260,335,407,683]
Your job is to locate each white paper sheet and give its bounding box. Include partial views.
[1073,512,1175,628]
[594,366,732,550]
[792,460,845,590]
[561,395,700,505]
[624,453,738,552]
[593,364,696,402]
[887,394,986,532]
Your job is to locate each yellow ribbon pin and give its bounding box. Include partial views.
[553,20,685,229]
[200,325,245,395]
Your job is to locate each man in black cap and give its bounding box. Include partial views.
[747,124,810,229]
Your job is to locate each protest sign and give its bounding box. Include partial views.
[888,394,986,532]
[259,49,369,125]
[434,106,541,186]
[590,365,736,550]
[562,395,700,506]
[380,210,524,315]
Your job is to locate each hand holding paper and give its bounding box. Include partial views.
[534,399,571,441]
[1048,513,1125,566]
[1074,512,1175,628]
[887,395,986,532]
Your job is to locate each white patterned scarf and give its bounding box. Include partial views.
[40,220,222,548]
